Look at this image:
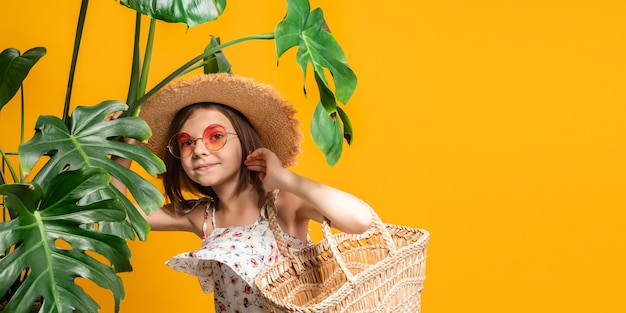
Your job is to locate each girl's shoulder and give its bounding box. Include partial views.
[272,190,305,214]
[271,190,311,243]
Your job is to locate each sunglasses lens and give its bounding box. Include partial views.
[168,132,193,158]
[203,125,228,151]
[167,125,230,158]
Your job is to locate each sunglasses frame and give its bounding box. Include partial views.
[167,124,238,159]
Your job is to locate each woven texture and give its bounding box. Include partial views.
[139,74,302,166]
[255,193,429,313]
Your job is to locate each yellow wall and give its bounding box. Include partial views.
[2,0,626,312]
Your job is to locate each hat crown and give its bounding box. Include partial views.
[139,74,302,166]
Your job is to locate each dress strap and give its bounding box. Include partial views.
[188,197,213,240]
[211,202,217,229]
[262,189,280,219]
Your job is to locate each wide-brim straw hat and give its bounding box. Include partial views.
[139,73,302,167]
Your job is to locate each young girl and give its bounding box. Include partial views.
[117,73,372,312]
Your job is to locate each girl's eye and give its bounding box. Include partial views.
[209,132,225,142]
[180,139,194,147]
[177,134,194,147]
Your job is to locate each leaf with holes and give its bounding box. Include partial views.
[18,100,165,240]
[0,168,130,313]
[276,0,357,106]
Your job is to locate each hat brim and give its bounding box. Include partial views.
[139,74,302,166]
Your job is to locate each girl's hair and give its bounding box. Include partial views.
[160,102,264,212]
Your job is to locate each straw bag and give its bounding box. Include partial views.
[254,193,430,313]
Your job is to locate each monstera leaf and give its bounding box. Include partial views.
[19,100,166,240]
[0,168,130,313]
[0,47,46,110]
[276,0,357,106]
[119,0,226,28]
[275,0,357,164]
[311,99,354,166]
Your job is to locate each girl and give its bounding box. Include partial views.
[117,73,372,312]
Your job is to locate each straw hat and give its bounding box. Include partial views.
[139,73,302,167]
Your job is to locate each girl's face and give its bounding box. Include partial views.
[177,107,242,189]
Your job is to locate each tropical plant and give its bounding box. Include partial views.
[0,0,357,312]
[120,0,357,165]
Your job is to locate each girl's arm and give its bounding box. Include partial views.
[110,156,206,237]
[244,148,372,234]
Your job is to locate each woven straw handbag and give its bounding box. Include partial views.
[255,194,430,313]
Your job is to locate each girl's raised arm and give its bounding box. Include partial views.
[245,147,372,234]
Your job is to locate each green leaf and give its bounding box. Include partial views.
[98,187,150,241]
[0,168,130,313]
[313,69,353,162]
[314,70,338,113]
[275,0,357,105]
[119,0,227,28]
[0,47,46,110]
[18,100,165,240]
[275,0,357,164]
[311,101,343,166]
[336,106,353,146]
[204,36,232,74]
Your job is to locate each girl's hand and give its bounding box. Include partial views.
[244,147,291,191]
[246,148,372,235]
[107,111,138,145]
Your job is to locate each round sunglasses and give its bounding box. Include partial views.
[167,124,238,159]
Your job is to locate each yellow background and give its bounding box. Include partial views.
[2,0,626,312]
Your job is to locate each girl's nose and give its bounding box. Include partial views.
[190,138,210,156]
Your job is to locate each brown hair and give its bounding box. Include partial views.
[160,102,264,212]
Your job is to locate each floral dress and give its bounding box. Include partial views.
[166,192,310,312]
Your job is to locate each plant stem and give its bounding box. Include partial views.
[19,87,24,182]
[20,87,24,145]
[126,12,142,108]
[137,18,156,101]
[0,149,18,184]
[126,32,275,115]
[63,0,89,122]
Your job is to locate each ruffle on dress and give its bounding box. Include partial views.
[166,218,284,294]
[165,191,310,313]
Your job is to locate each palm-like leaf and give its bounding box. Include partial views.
[276,0,357,106]
[18,100,166,240]
[0,168,130,313]
[276,0,357,165]
[119,0,226,28]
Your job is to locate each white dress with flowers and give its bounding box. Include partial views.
[166,193,309,313]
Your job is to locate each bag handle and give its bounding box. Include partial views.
[265,190,397,282]
[321,202,396,283]
[265,190,307,274]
